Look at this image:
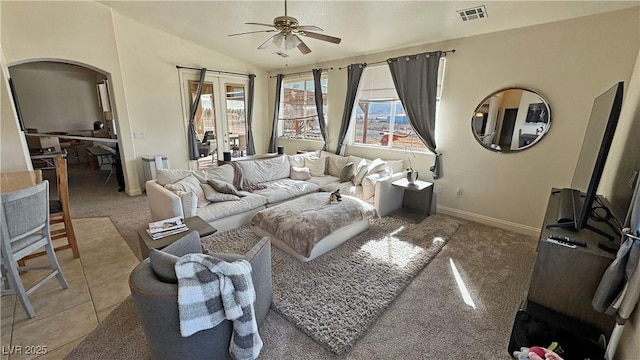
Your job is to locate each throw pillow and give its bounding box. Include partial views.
[366,158,387,175]
[385,159,404,174]
[290,166,312,180]
[207,179,242,196]
[362,172,384,200]
[287,150,320,167]
[339,162,354,183]
[175,190,197,218]
[353,158,370,185]
[324,155,349,177]
[200,183,241,202]
[149,231,202,283]
[305,157,325,177]
[156,169,193,186]
[164,174,209,208]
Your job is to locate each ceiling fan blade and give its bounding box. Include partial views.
[245,22,276,28]
[258,33,279,49]
[300,31,341,44]
[228,29,276,37]
[296,36,312,54]
[297,25,324,32]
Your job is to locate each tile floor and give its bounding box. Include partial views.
[1,217,139,360]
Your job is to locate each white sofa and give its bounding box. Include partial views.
[145,151,406,232]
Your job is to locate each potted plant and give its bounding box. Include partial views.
[405,146,418,184]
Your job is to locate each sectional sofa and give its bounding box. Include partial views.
[145,150,407,232]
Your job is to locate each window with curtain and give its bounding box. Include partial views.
[188,80,215,141]
[278,74,328,140]
[352,59,446,151]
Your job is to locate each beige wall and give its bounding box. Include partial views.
[1,51,32,172]
[270,8,640,235]
[1,1,269,193]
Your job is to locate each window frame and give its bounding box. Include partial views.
[277,73,328,141]
[350,59,446,153]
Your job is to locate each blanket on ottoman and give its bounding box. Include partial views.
[250,193,377,258]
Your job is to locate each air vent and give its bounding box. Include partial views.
[273,51,290,58]
[458,6,487,21]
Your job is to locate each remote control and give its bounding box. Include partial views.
[549,234,587,247]
[546,239,577,249]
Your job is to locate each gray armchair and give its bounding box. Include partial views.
[129,232,272,360]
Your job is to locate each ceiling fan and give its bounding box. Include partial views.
[228,0,341,55]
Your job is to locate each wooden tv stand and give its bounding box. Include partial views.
[526,189,617,336]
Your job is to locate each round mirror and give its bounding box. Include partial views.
[471,88,551,152]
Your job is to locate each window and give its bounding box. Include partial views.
[278,74,327,140]
[352,59,445,151]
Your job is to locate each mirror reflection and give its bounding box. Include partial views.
[472,88,551,152]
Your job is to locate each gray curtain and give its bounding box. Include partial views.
[336,63,366,155]
[188,68,207,160]
[387,51,443,178]
[245,74,256,155]
[312,69,328,150]
[268,74,283,153]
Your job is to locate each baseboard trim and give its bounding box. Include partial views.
[126,188,143,196]
[436,205,541,238]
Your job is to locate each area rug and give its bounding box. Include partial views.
[201,214,460,355]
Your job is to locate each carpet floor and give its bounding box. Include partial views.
[67,214,536,359]
[201,215,460,355]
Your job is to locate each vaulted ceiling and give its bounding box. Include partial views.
[99,1,639,71]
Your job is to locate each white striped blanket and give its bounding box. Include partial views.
[175,253,263,360]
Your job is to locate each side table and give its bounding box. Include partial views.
[138,216,217,258]
[391,178,434,223]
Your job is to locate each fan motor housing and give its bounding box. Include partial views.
[274,16,298,30]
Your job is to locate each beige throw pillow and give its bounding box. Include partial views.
[305,157,325,177]
[339,162,354,183]
[175,190,197,218]
[352,159,370,185]
[164,174,209,208]
[324,155,349,177]
[156,169,193,186]
[290,166,312,180]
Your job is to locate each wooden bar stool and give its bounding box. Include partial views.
[19,155,79,264]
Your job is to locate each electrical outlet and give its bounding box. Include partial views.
[134,131,145,139]
[456,187,463,198]
[435,185,443,194]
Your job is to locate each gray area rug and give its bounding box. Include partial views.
[200,215,460,355]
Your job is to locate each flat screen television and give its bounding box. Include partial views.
[548,81,624,242]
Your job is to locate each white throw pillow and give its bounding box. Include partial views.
[287,150,320,168]
[164,174,209,208]
[324,155,349,177]
[366,158,387,176]
[156,169,193,186]
[290,166,312,180]
[361,172,384,200]
[305,157,325,177]
[200,183,240,202]
[352,158,370,185]
[385,159,405,174]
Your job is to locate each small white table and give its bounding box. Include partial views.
[391,178,434,223]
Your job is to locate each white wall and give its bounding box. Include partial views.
[9,62,105,133]
[1,51,32,172]
[1,1,269,194]
[270,8,640,235]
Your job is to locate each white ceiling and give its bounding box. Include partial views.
[99,1,639,71]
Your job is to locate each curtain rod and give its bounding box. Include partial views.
[175,65,254,77]
[268,67,333,79]
[338,49,456,70]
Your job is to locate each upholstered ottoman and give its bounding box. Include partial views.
[250,192,377,261]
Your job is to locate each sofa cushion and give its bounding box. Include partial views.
[237,156,290,184]
[366,158,387,176]
[207,179,242,197]
[306,175,340,188]
[251,178,320,204]
[340,162,354,183]
[304,157,325,177]
[156,169,193,186]
[164,174,209,208]
[149,231,202,283]
[323,153,350,177]
[196,193,267,222]
[290,166,311,180]
[175,190,197,218]
[200,183,241,202]
[362,172,386,200]
[385,159,405,174]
